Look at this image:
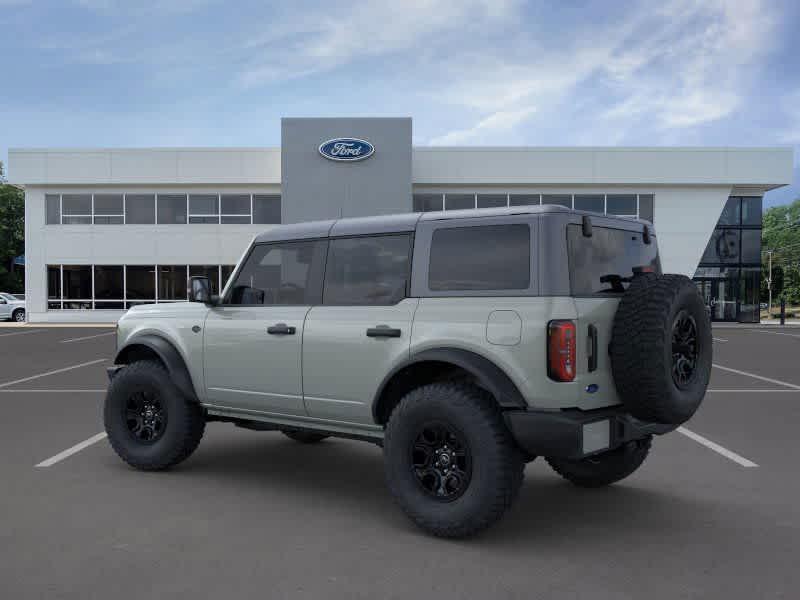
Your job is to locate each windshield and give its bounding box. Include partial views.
[567,224,661,295]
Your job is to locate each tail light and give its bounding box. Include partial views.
[548,320,576,382]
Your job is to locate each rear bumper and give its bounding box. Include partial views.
[504,406,676,461]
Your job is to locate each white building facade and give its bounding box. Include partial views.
[8,118,794,323]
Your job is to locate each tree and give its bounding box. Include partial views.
[0,161,25,293]
[762,197,800,305]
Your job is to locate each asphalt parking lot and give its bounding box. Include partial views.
[1,325,799,599]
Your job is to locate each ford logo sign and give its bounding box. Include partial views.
[318,138,375,162]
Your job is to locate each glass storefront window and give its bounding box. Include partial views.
[741,197,762,226]
[701,229,741,263]
[739,267,761,323]
[740,229,762,263]
[717,197,741,225]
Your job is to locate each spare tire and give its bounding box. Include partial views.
[610,273,711,425]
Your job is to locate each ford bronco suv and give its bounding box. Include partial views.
[105,205,711,538]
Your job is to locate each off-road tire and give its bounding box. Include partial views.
[281,430,329,444]
[104,360,205,471]
[610,273,712,425]
[384,382,524,538]
[546,436,651,487]
[12,308,25,322]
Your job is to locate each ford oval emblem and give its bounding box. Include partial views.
[318,138,375,162]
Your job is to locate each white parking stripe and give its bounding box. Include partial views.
[35,432,107,468]
[747,329,800,339]
[706,389,800,393]
[713,337,728,342]
[0,329,44,338]
[0,359,106,389]
[712,363,800,390]
[59,331,116,343]
[0,389,105,393]
[677,427,758,467]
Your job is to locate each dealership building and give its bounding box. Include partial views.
[8,117,794,323]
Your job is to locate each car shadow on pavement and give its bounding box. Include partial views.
[108,428,720,546]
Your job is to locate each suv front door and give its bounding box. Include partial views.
[302,234,416,425]
[203,240,327,416]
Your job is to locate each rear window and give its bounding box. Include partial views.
[567,224,660,295]
[429,224,530,291]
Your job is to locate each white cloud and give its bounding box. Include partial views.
[429,107,536,145]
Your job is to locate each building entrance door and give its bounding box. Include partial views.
[695,278,738,321]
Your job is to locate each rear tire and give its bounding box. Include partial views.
[281,430,329,444]
[384,382,524,538]
[12,309,25,322]
[546,437,651,488]
[104,360,205,471]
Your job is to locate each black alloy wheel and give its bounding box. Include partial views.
[671,310,698,388]
[124,391,167,444]
[410,422,472,502]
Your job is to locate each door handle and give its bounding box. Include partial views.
[366,325,402,338]
[587,324,598,372]
[267,323,296,335]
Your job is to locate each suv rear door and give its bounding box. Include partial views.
[203,239,327,416]
[302,233,417,425]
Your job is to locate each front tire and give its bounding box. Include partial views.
[384,382,524,538]
[104,360,205,471]
[546,436,651,488]
[12,309,25,322]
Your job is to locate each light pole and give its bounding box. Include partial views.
[768,250,773,316]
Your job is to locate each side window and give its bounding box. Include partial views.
[226,240,326,306]
[428,224,530,291]
[323,234,411,305]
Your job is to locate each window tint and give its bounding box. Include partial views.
[63,265,92,299]
[606,194,637,215]
[47,266,61,299]
[740,229,761,263]
[159,266,188,300]
[574,194,604,213]
[125,194,155,224]
[157,194,187,224]
[189,194,219,223]
[567,225,660,294]
[221,194,250,224]
[717,197,740,225]
[509,194,540,207]
[253,194,281,224]
[94,266,123,299]
[741,197,762,226]
[542,194,571,208]
[413,193,443,212]
[94,194,124,224]
[46,194,60,224]
[323,235,411,305]
[638,194,654,222]
[62,194,92,224]
[445,194,475,210]
[227,241,326,305]
[701,229,740,263]
[126,266,155,299]
[429,225,530,291]
[477,194,507,208]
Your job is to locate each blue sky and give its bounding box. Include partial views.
[1,0,798,206]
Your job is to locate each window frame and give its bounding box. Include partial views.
[322,232,414,306]
[221,239,328,307]
[411,216,538,298]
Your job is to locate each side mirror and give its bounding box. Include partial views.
[189,276,212,304]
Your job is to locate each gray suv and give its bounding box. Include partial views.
[105,205,711,537]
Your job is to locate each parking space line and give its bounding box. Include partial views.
[706,389,800,393]
[0,359,107,389]
[677,427,758,468]
[0,389,105,393]
[0,329,45,338]
[746,329,800,339]
[59,331,116,344]
[713,337,728,342]
[35,432,107,468]
[712,363,800,390]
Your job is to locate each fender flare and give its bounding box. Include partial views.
[372,347,527,422]
[114,334,198,402]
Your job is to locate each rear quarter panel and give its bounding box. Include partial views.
[411,297,613,410]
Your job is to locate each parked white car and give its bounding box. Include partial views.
[0,293,26,322]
